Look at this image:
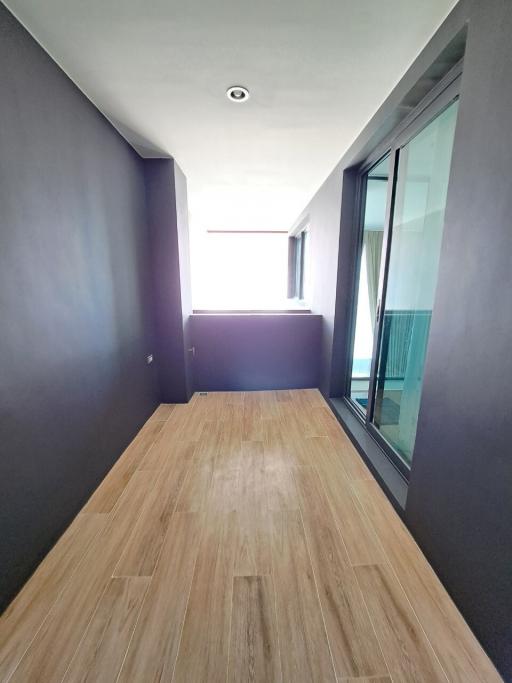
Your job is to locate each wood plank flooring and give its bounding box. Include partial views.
[0,390,502,683]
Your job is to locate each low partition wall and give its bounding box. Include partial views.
[190,313,322,391]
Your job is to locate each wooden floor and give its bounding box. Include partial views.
[0,390,502,683]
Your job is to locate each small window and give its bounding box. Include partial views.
[192,230,291,310]
[288,228,310,303]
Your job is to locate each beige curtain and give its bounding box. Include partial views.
[364,230,384,328]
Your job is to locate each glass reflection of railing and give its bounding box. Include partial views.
[379,310,432,381]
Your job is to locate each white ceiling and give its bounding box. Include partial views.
[5,0,457,233]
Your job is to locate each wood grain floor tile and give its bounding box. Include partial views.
[84,420,164,512]
[221,402,245,422]
[260,390,280,419]
[234,510,272,576]
[294,467,388,679]
[176,461,215,512]
[173,511,239,683]
[192,420,224,466]
[262,419,297,469]
[138,416,195,469]
[114,445,194,576]
[147,403,176,422]
[243,392,264,440]
[271,510,336,683]
[169,402,206,442]
[62,576,150,683]
[294,388,325,409]
[116,512,202,683]
[239,441,267,509]
[353,479,502,683]
[216,415,243,468]
[209,466,240,513]
[287,390,329,437]
[234,442,272,575]
[314,407,373,481]
[9,470,155,682]
[338,677,391,682]
[266,465,300,511]
[199,392,226,421]
[3,390,499,683]
[355,564,448,683]
[276,407,316,466]
[309,437,385,565]
[0,513,107,682]
[225,391,245,406]
[228,576,282,683]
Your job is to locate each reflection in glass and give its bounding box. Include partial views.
[373,101,459,464]
[349,155,389,411]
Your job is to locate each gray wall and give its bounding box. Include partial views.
[291,0,512,678]
[406,1,512,678]
[291,168,343,396]
[191,314,322,391]
[174,162,194,397]
[145,159,192,403]
[0,3,159,610]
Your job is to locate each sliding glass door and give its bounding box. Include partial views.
[346,93,459,472]
[373,100,458,464]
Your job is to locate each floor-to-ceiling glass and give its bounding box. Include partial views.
[372,100,459,464]
[348,155,389,412]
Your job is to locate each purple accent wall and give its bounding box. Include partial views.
[145,159,192,403]
[191,314,322,391]
[0,3,161,611]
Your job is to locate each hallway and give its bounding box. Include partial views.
[0,390,501,682]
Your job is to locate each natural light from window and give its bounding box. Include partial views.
[191,231,299,310]
[352,245,374,375]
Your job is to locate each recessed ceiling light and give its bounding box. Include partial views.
[226,85,250,103]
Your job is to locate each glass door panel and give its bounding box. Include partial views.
[372,100,459,464]
[349,155,390,412]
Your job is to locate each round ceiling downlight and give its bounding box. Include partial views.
[226,85,250,103]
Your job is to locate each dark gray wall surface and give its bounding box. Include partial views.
[406,1,512,679]
[292,0,512,677]
[291,171,343,396]
[191,314,322,391]
[0,3,159,611]
[174,162,193,397]
[145,159,192,403]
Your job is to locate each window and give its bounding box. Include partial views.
[345,81,460,474]
[288,227,311,304]
[372,100,459,465]
[192,230,293,310]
